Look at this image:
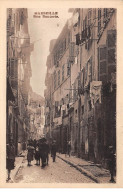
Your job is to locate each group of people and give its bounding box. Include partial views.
[27,138,57,168]
[6,137,116,183]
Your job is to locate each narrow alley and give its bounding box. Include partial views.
[6,8,116,185]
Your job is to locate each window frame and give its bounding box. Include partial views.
[62,64,65,81]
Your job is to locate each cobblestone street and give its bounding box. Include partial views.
[14,156,95,183]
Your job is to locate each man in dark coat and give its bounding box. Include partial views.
[108,146,116,183]
[33,139,37,150]
[51,140,57,162]
[39,138,47,168]
[46,141,50,165]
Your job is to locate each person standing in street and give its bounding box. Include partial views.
[6,138,15,181]
[27,143,35,166]
[35,142,40,166]
[67,141,71,157]
[33,139,37,151]
[51,140,57,162]
[108,146,116,183]
[46,141,50,165]
[39,138,47,168]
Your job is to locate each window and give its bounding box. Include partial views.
[69,42,75,63]
[88,9,92,26]
[88,57,92,82]
[108,49,115,64]
[98,9,101,35]
[75,109,78,114]
[93,9,96,20]
[67,60,70,76]
[107,32,116,48]
[58,70,60,86]
[54,54,56,66]
[82,105,84,115]
[68,31,71,45]
[100,61,107,74]
[62,64,65,81]
[82,68,85,88]
[84,63,88,85]
[84,16,88,49]
[62,39,66,52]
[103,8,108,22]
[60,43,63,57]
[54,71,57,90]
[64,39,66,50]
[78,73,81,95]
[107,30,116,80]
[73,79,78,101]
[85,16,87,29]
[88,100,92,111]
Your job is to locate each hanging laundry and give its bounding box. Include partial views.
[64,95,69,104]
[73,12,79,26]
[61,104,66,111]
[58,105,61,111]
[65,105,68,115]
[45,107,49,113]
[57,117,62,125]
[90,81,102,108]
[68,18,73,29]
[75,56,77,64]
[85,138,89,154]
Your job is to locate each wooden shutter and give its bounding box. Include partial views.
[98,45,107,83]
[107,30,116,81]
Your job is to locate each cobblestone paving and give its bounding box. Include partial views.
[57,154,116,183]
[15,156,95,183]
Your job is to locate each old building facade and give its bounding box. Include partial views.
[44,8,116,167]
[7,8,33,154]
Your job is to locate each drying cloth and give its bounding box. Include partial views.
[90,81,102,108]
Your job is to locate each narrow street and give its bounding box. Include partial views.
[6,8,116,185]
[14,156,94,183]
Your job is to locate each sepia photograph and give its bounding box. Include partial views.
[5,6,117,185]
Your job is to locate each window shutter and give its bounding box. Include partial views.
[69,42,75,63]
[98,45,107,83]
[107,30,116,81]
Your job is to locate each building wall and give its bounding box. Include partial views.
[7,8,32,155]
[44,8,116,167]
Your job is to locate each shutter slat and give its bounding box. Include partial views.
[98,45,107,83]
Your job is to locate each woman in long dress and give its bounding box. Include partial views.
[27,143,35,166]
[6,139,15,181]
